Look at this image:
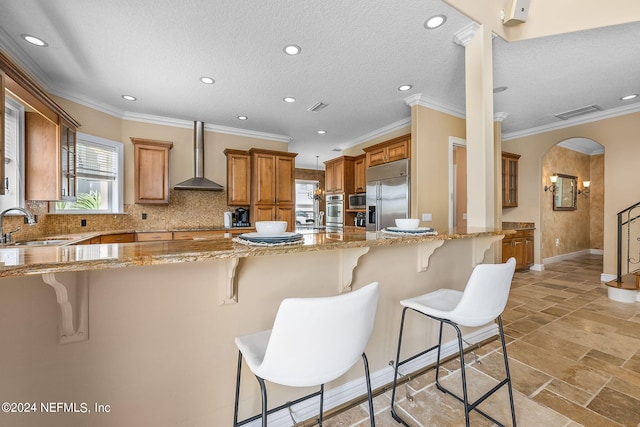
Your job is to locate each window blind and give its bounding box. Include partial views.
[76,141,117,180]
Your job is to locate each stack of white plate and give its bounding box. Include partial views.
[384,227,435,234]
[238,232,303,244]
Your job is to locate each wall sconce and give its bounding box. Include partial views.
[544,174,558,194]
[579,180,591,196]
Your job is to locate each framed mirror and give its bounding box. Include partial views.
[553,173,577,211]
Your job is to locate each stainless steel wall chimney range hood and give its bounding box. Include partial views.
[174,121,224,191]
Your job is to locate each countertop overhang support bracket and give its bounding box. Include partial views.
[42,272,89,344]
[473,235,505,266]
[219,257,240,305]
[338,247,370,293]
[417,240,445,272]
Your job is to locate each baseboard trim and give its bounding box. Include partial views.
[530,264,544,271]
[601,273,617,282]
[240,324,498,426]
[542,249,593,265]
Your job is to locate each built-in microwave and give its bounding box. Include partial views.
[348,193,366,210]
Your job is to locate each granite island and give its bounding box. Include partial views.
[0,227,508,426]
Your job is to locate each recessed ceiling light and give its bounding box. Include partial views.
[200,76,215,84]
[283,44,301,55]
[398,85,412,91]
[493,86,508,93]
[21,34,48,47]
[317,130,327,134]
[21,34,49,47]
[424,15,447,30]
[121,95,137,101]
[237,116,248,120]
[621,94,638,101]
[283,97,296,103]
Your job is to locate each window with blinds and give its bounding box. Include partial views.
[53,133,123,213]
[77,141,117,181]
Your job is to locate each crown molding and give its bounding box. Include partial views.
[404,93,466,119]
[120,111,291,143]
[494,112,509,122]
[502,101,640,141]
[453,22,481,47]
[339,117,411,150]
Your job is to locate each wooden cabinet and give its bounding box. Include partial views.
[25,112,77,201]
[354,155,366,193]
[136,231,173,242]
[131,138,173,204]
[363,134,410,168]
[502,229,534,270]
[60,121,76,200]
[224,149,251,206]
[100,233,135,244]
[502,152,520,208]
[324,156,355,194]
[249,148,297,231]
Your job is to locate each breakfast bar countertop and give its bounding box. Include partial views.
[0,227,510,278]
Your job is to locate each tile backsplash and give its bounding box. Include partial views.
[3,190,231,241]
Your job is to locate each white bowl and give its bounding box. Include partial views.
[395,218,420,229]
[255,221,288,236]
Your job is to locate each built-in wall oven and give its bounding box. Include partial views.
[326,193,344,228]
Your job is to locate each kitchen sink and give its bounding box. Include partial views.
[12,239,72,246]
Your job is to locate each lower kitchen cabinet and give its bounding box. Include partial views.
[502,229,534,270]
[136,231,173,242]
[252,205,294,231]
[100,233,135,244]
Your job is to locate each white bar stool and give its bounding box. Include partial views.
[233,282,379,427]
[390,258,517,427]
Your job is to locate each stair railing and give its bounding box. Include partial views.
[617,201,640,282]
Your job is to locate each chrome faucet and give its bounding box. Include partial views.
[0,207,37,244]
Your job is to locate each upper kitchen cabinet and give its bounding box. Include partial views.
[249,148,297,230]
[3,51,81,201]
[363,134,410,168]
[224,149,251,206]
[60,120,77,200]
[502,152,521,208]
[324,155,356,194]
[354,154,366,193]
[25,112,78,201]
[131,138,173,204]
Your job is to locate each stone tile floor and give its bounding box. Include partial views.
[325,254,640,426]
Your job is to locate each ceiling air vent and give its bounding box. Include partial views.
[308,101,328,112]
[554,104,602,120]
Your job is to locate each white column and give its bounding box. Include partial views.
[454,23,496,228]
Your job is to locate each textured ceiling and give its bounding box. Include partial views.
[0,0,638,168]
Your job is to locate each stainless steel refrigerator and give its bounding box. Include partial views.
[366,158,410,231]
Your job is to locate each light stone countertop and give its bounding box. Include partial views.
[0,227,510,278]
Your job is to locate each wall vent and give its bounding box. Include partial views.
[308,102,328,112]
[554,104,602,120]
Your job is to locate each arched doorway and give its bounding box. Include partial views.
[540,138,604,263]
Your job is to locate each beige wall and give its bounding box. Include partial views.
[503,112,639,274]
[590,154,604,250]
[53,98,288,206]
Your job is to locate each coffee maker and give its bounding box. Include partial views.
[232,207,250,227]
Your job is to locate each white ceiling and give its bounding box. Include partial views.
[0,0,638,168]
